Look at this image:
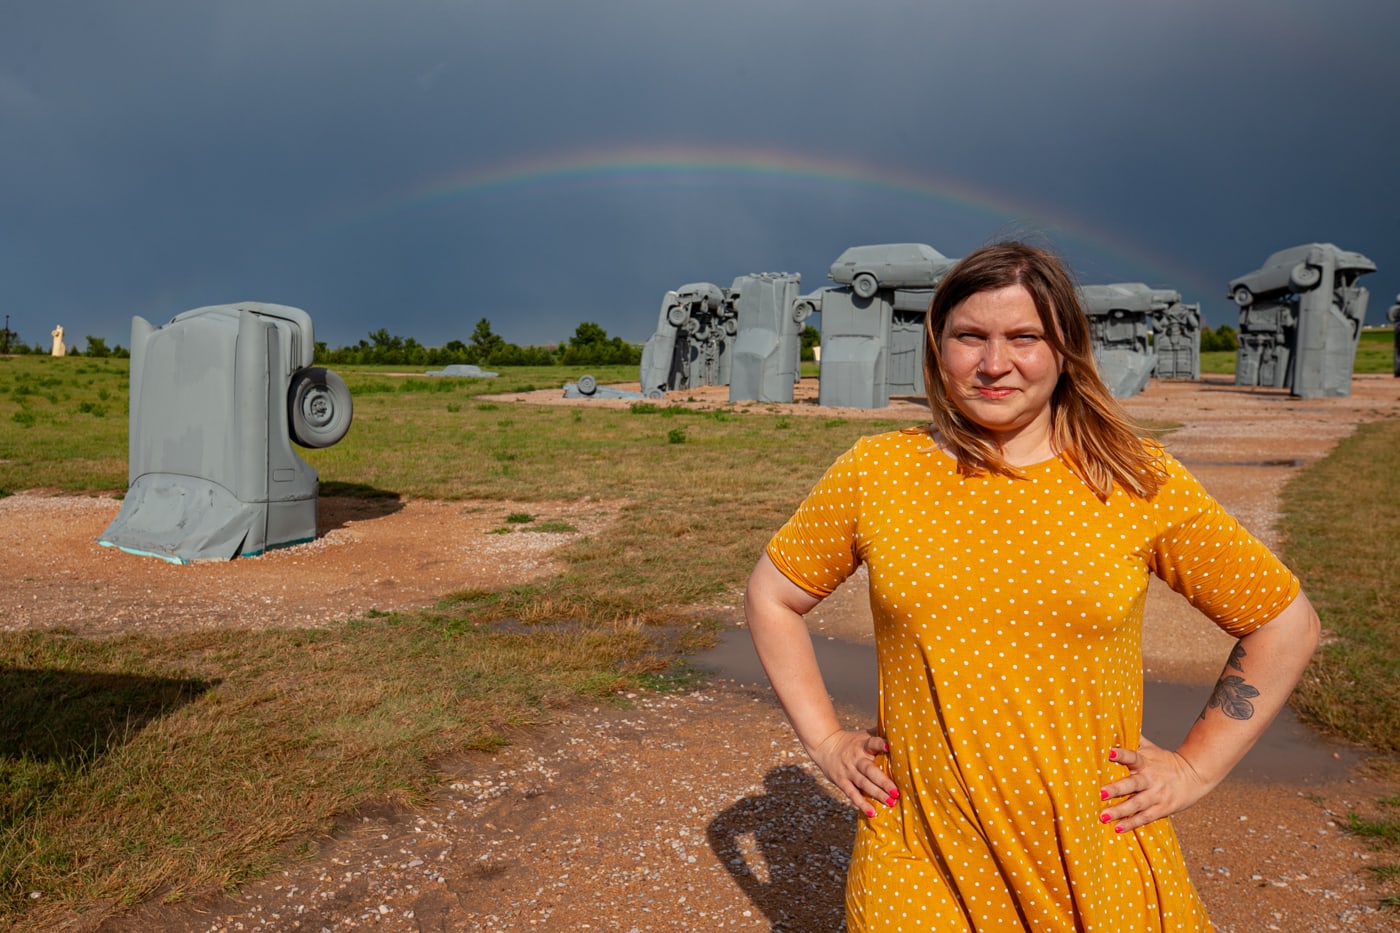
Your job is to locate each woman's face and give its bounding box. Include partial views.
[939,284,1063,446]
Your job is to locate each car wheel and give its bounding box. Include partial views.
[852,273,879,299]
[645,387,666,399]
[666,305,688,328]
[1289,263,1321,290]
[288,367,353,448]
[792,300,814,323]
[1232,285,1253,308]
[577,374,597,395]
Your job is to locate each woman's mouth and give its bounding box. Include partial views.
[975,386,1016,399]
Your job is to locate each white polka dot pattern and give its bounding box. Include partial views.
[766,430,1300,932]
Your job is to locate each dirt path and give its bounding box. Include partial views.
[13,375,1400,932]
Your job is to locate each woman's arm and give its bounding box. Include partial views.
[1100,591,1321,831]
[745,553,898,816]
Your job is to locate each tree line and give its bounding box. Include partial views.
[0,318,1228,362]
[314,319,641,367]
[0,319,642,366]
[0,330,130,357]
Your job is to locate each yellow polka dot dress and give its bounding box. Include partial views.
[766,429,1300,932]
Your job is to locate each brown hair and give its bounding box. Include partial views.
[921,241,1164,499]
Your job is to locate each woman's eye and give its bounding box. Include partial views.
[1010,334,1041,346]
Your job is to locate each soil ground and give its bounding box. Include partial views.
[5,374,1399,932]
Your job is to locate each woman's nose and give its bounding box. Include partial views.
[977,340,1013,375]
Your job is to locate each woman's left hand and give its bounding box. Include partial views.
[1098,736,1215,833]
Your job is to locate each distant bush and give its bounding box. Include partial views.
[1200,324,1239,352]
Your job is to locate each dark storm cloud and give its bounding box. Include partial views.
[1,0,1397,351]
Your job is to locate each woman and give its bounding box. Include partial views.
[745,241,1319,931]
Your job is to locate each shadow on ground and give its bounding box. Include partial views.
[316,486,406,533]
[0,667,216,827]
[707,764,855,931]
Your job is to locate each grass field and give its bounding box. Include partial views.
[1200,326,1395,376]
[1,351,1397,921]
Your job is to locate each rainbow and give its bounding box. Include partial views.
[341,143,1212,296]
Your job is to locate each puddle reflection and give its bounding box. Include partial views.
[694,628,1360,784]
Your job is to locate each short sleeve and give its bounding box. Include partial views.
[1147,454,1301,637]
[765,439,868,598]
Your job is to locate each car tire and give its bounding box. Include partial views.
[1232,285,1254,308]
[852,273,879,299]
[1289,263,1321,290]
[288,367,353,448]
[577,374,597,396]
[792,300,814,323]
[666,305,689,328]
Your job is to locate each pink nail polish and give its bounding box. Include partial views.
[885,796,895,807]
[866,809,876,818]
[1100,813,1112,823]
[890,788,899,800]
[1100,790,1109,801]
[1108,749,1118,760]
[1115,825,1125,834]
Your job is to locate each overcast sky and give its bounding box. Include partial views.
[3,0,1397,352]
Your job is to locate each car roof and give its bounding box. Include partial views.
[834,243,949,263]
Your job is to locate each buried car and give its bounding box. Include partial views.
[1228,242,1377,307]
[828,243,957,299]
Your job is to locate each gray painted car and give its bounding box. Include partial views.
[827,243,956,299]
[1228,242,1376,307]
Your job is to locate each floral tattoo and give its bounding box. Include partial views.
[1201,643,1258,721]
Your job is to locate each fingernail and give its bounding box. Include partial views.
[884,796,895,807]
[1100,813,1112,823]
[1100,790,1109,801]
[866,809,876,818]
[890,788,899,800]
[883,741,891,753]
[1115,825,1125,834]
[1108,749,1118,760]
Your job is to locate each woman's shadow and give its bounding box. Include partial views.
[706,764,857,931]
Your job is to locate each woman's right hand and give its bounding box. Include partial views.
[746,557,899,817]
[807,728,899,817]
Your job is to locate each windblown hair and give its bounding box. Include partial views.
[921,241,1165,500]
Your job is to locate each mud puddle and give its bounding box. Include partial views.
[695,629,1361,784]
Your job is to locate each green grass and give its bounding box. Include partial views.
[1354,329,1397,374]
[1198,350,1237,375]
[1199,328,1395,376]
[0,357,130,492]
[1350,796,1400,910]
[1281,418,1400,752]
[1,351,1397,921]
[1280,417,1400,909]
